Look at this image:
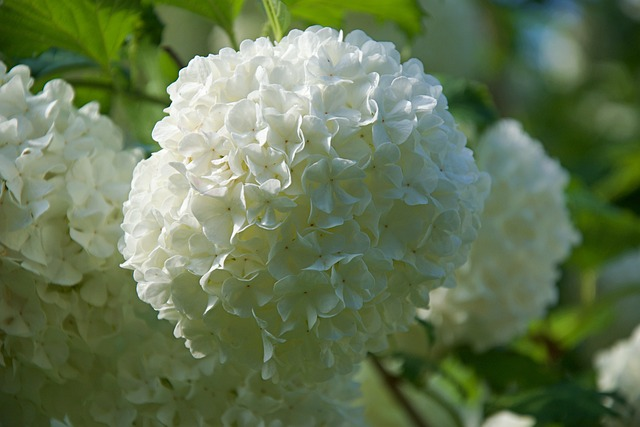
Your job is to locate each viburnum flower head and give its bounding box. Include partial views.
[427,119,580,351]
[0,62,141,285]
[120,26,488,382]
[595,324,640,426]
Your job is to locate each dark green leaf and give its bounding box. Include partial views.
[395,352,433,388]
[137,2,165,45]
[595,142,640,202]
[458,347,559,393]
[415,316,436,347]
[567,179,640,268]
[438,77,500,145]
[64,75,115,114]
[490,381,619,427]
[19,49,95,79]
[283,0,425,38]
[0,0,141,72]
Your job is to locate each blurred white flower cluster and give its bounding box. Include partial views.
[0,61,363,426]
[595,324,640,427]
[120,26,489,383]
[596,247,640,344]
[0,63,141,285]
[427,120,580,351]
[0,261,363,426]
[481,411,535,427]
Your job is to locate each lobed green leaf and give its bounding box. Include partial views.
[0,0,141,72]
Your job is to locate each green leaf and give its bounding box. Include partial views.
[490,381,618,427]
[0,0,141,72]
[149,0,245,48]
[595,142,640,202]
[457,347,558,393]
[539,305,613,352]
[415,316,436,347]
[528,284,640,352]
[18,51,116,112]
[111,39,176,146]
[19,49,96,79]
[437,77,500,145]
[434,356,484,404]
[567,179,640,268]
[394,352,434,388]
[262,0,290,41]
[283,0,424,38]
[137,2,166,45]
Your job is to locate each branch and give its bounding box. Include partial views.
[162,45,186,70]
[368,353,431,427]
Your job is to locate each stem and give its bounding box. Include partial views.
[65,79,169,106]
[419,386,466,427]
[262,0,284,41]
[162,46,186,70]
[226,27,240,51]
[369,354,430,427]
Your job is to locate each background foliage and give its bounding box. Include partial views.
[1,0,639,425]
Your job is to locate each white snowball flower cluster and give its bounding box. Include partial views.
[120,26,488,382]
[0,62,141,285]
[1,258,364,427]
[427,119,579,351]
[595,324,640,426]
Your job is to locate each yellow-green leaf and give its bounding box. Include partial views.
[283,0,424,38]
